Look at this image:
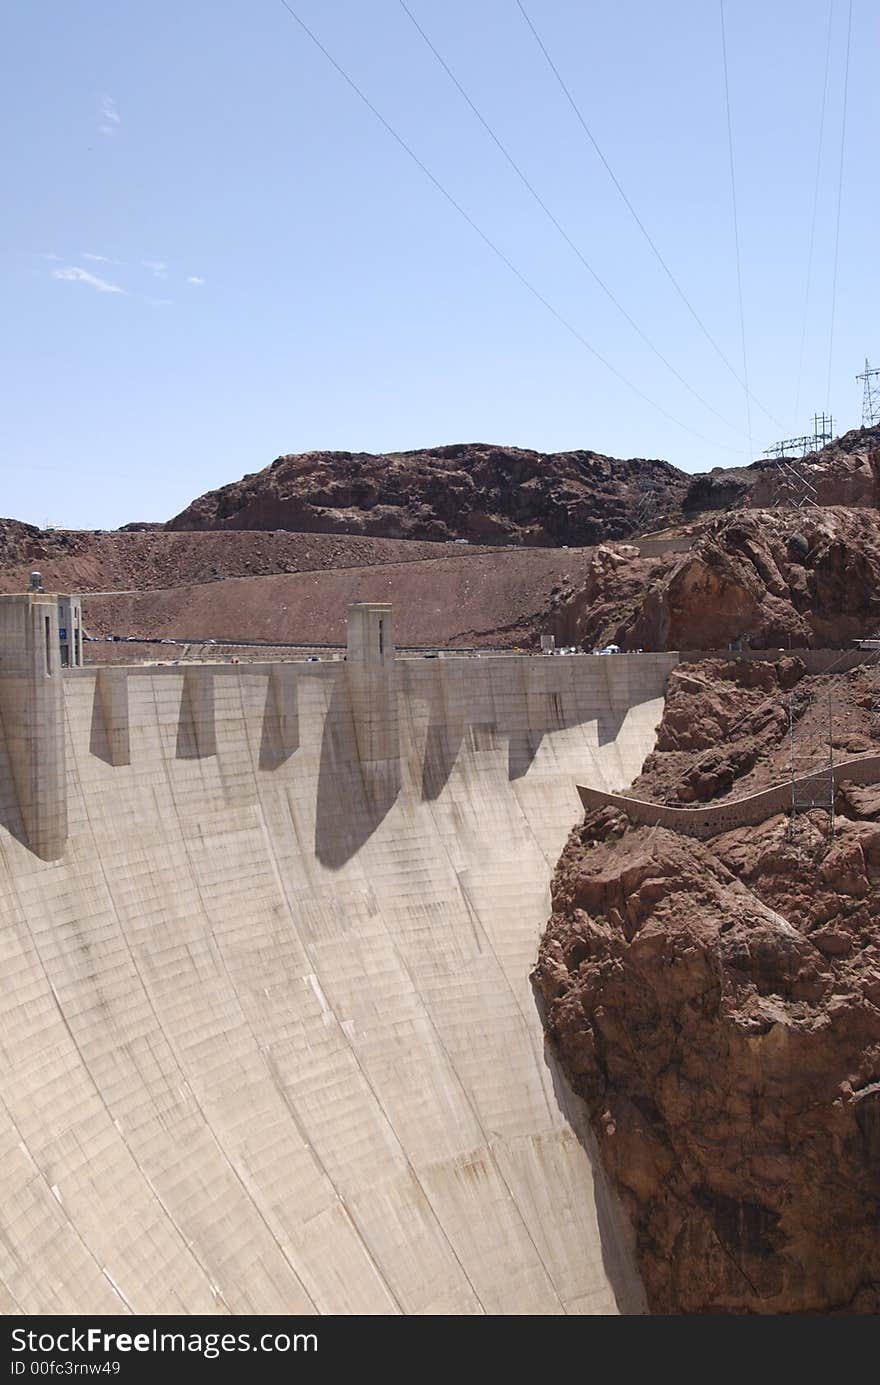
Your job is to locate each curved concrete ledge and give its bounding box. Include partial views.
[578,752,880,839]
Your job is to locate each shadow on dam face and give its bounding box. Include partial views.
[0,652,676,1314]
[420,723,466,802]
[0,724,28,851]
[314,675,401,870]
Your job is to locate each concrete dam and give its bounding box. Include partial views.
[0,594,677,1315]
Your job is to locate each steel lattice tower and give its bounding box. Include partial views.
[857,359,880,427]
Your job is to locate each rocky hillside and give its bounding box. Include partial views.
[164,426,880,546]
[554,507,880,650]
[165,443,690,545]
[536,657,880,1313]
[683,425,880,515]
[745,425,880,509]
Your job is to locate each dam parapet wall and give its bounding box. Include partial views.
[0,596,678,860]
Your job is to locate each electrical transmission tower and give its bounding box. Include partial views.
[764,413,834,509]
[788,686,835,844]
[632,480,675,536]
[770,457,819,509]
[857,359,880,427]
[764,414,834,461]
[811,412,834,448]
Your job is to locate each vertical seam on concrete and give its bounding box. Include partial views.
[264,677,488,1312]
[366,863,567,1311]
[0,841,136,1313]
[142,674,322,1313]
[0,1071,112,1314]
[68,695,250,1312]
[194,673,400,1313]
[251,806,404,1316]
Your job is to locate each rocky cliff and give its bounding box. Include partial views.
[744,426,880,510]
[556,507,880,650]
[536,659,880,1313]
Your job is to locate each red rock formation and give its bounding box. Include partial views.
[559,508,880,651]
[745,426,880,509]
[536,661,880,1313]
[165,444,690,545]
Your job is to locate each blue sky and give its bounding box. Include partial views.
[2,0,876,528]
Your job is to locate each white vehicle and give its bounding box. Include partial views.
[595,644,620,656]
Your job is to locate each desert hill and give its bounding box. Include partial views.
[5,426,880,656]
[165,442,690,545]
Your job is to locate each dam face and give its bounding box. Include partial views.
[0,614,676,1314]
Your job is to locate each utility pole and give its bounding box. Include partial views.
[856,358,880,427]
[811,413,834,450]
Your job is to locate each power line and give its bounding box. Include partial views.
[397,0,743,438]
[720,0,752,461]
[826,0,854,413]
[275,0,736,453]
[515,0,783,434]
[793,0,835,432]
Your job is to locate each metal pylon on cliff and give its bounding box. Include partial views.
[857,359,880,427]
[773,457,820,510]
[764,414,833,509]
[632,480,668,536]
[788,686,835,842]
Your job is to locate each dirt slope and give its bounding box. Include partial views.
[82,547,598,649]
[0,524,498,595]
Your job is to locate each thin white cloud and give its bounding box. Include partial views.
[100,96,120,135]
[82,251,120,264]
[186,275,205,286]
[142,259,168,279]
[52,265,125,295]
